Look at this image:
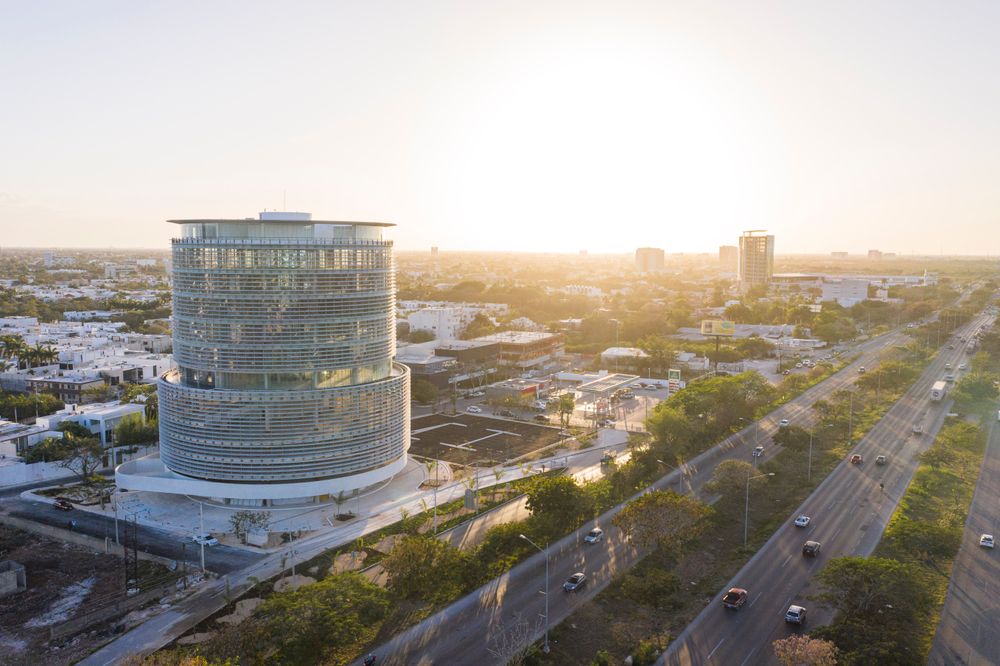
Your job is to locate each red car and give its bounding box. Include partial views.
[722,587,748,609]
[850,454,863,465]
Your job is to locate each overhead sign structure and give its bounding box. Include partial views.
[700,320,736,337]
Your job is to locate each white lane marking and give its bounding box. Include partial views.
[749,591,763,608]
[706,638,726,661]
[781,553,793,568]
[739,646,760,666]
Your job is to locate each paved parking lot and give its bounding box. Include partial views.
[409,413,565,467]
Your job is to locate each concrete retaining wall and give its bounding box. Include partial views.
[0,515,175,568]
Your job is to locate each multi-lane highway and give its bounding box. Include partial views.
[928,415,1000,665]
[661,312,993,666]
[360,326,933,665]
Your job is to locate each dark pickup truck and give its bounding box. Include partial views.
[722,587,748,609]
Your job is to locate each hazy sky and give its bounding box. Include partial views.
[2,1,998,254]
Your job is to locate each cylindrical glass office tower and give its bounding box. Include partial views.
[156,212,409,497]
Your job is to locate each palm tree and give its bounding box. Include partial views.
[29,342,57,367]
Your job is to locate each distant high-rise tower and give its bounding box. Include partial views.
[719,245,738,271]
[635,247,665,273]
[737,231,774,291]
[117,211,410,503]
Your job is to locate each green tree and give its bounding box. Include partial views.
[57,420,92,439]
[115,414,159,445]
[381,535,470,604]
[771,425,812,452]
[58,437,104,483]
[812,556,933,662]
[254,572,390,665]
[411,379,439,405]
[557,394,576,427]
[408,328,435,343]
[612,490,711,550]
[229,510,272,543]
[703,459,758,508]
[121,383,159,419]
[525,475,593,534]
[25,437,71,463]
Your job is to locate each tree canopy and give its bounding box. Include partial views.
[612,490,710,550]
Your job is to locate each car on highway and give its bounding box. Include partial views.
[945,363,953,370]
[782,369,790,376]
[793,515,811,528]
[947,344,955,350]
[563,572,587,592]
[959,363,968,371]
[752,446,765,458]
[912,424,923,435]
[466,405,483,414]
[980,534,995,549]
[722,587,748,609]
[876,455,887,465]
[53,498,73,511]
[802,540,822,557]
[498,409,515,417]
[945,374,956,382]
[532,414,549,423]
[779,419,790,428]
[469,391,485,398]
[858,366,866,374]
[583,528,604,544]
[193,534,219,546]
[785,604,807,625]
[850,454,863,465]
[795,362,803,368]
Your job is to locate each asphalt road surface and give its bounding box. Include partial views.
[360,327,928,665]
[0,492,263,575]
[660,312,993,666]
[928,414,1000,666]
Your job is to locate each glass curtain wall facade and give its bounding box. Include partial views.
[158,214,410,488]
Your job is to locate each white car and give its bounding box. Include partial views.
[779,419,790,428]
[794,515,811,528]
[958,363,968,371]
[785,604,807,624]
[583,528,604,544]
[193,535,219,546]
[466,405,483,414]
[752,446,765,458]
[981,534,995,549]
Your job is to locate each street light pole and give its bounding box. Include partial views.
[656,459,684,492]
[807,431,814,483]
[199,502,205,573]
[520,534,549,654]
[744,472,775,547]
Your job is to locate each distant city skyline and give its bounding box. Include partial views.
[2,2,999,255]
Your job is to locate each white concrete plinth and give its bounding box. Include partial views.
[115,453,407,502]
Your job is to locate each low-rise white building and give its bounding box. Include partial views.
[820,279,869,307]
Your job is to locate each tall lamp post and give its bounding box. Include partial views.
[744,472,775,547]
[657,459,685,493]
[519,534,550,653]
